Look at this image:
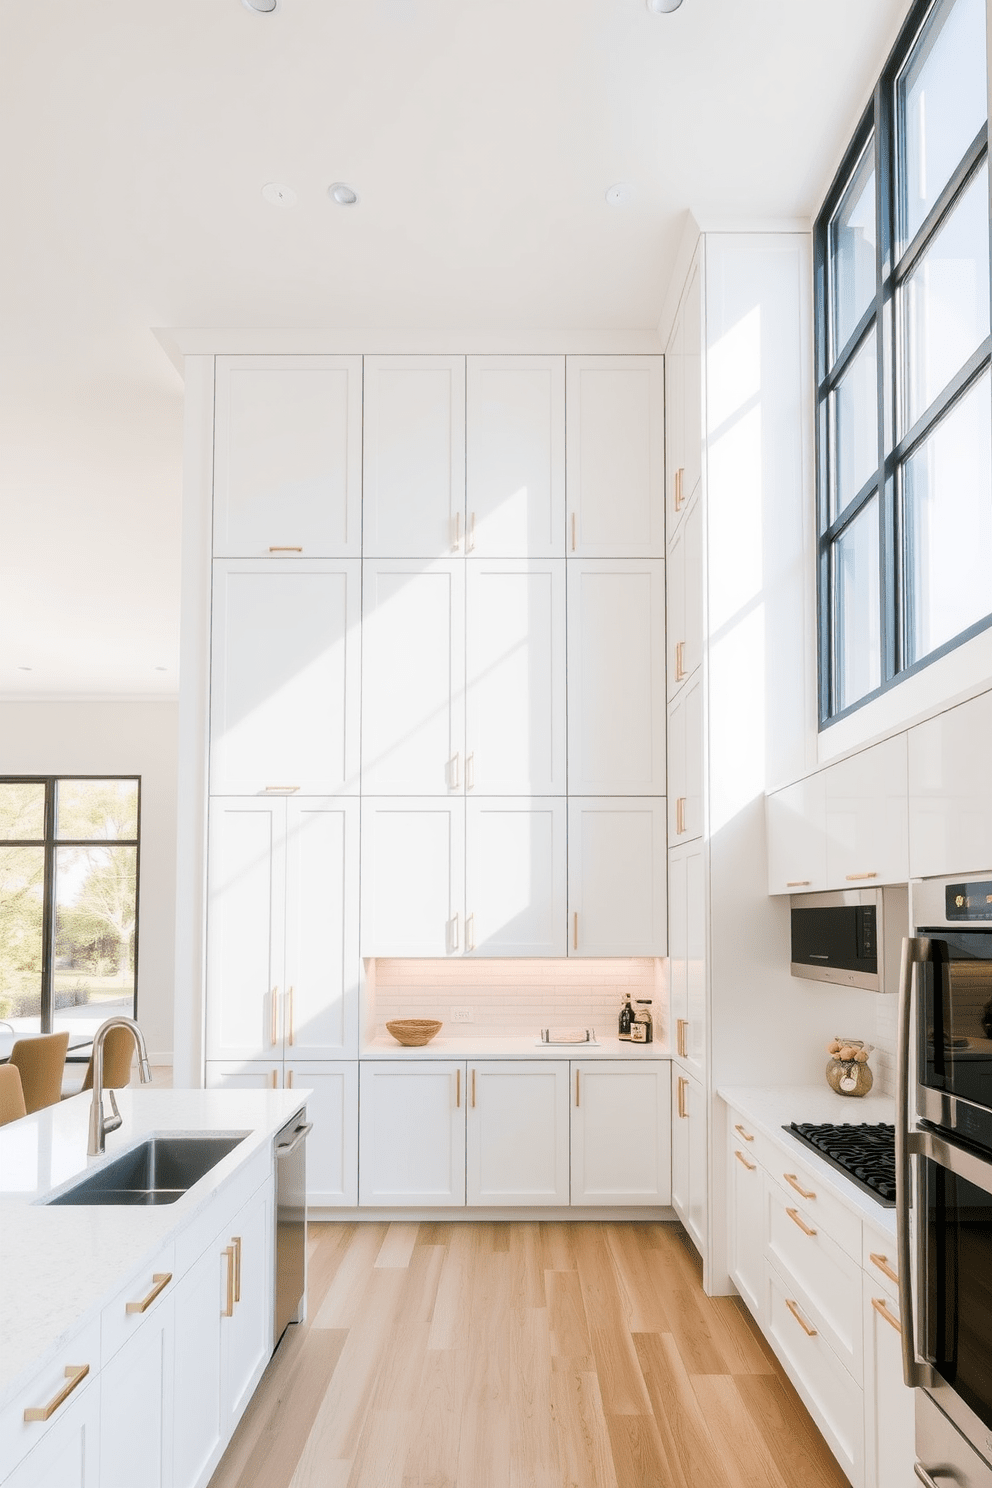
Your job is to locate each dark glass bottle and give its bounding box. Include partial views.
[618,994,633,1040]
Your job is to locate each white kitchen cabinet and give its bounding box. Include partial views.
[682,263,702,509]
[570,1061,672,1205]
[466,1061,570,1206]
[568,798,667,956]
[363,355,466,558]
[566,560,666,795]
[672,1071,706,1253]
[360,798,465,956]
[284,1061,358,1208]
[171,1239,226,1488]
[3,1380,101,1488]
[465,559,566,795]
[361,559,466,796]
[205,1061,281,1092]
[823,735,909,889]
[665,300,685,539]
[222,1181,273,1427]
[206,797,359,1061]
[765,1176,863,1384]
[210,560,361,797]
[909,688,992,878]
[669,849,688,1062]
[727,1124,764,1324]
[861,1274,915,1488]
[671,1073,689,1223]
[99,1298,173,1488]
[359,1062,466,1207]
[466,355,565,557]
[766,773,828,895]
[465,798,566,957]
[668,673,703,845]
[668,842,706,1073]
[666,497,703,699]
[565,356,664,557]
[213,355,362,558]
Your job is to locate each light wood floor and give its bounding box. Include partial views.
[209,1220,849,1488]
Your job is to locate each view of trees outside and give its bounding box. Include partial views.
[0,779,138,1041]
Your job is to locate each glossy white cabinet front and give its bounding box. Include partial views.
[568,798,667,956]
[466,1061,570,1206]
[823,734,909,889]
[466,355,565,557]
[765,773,828,895]
[908,688,992,878]
[359,1063,466,1206]
[570,1061,671,1205]
[565,356,664,557]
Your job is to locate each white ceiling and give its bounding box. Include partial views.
[0,0,910,700]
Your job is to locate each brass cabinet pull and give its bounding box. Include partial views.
[126,1272,172,1315]
[287,986,294,1046]
[571,513,577,551]
[270,987,279,1047]
[786,880,811,888]
[233,1237,242,1303]
[454,511,462,551]
[677,1077,688,1119]
[467,512,476,552]
[268,546,303,553]
[575,1070,580,1107]
[674,467,684,511]
[676,797,687,835]
[455,1068,461,1108]
[573,912,578,951]
[466,753,475,792]
[871,1295,902,1334]
[449,914,459,952]
[466,913,475,952]
[263,785,300,793]
[471,1069,477,1108]
[448,753,461,791]
[287,1068,294,1089]
[223,1246,236,1317]
[786,1206,817,1237]
[734,1123,754,1143]
[675,641,686,681]
[24,1364,90,1423]
[271,1068,279,1089]
[784,1173,816,1201]
[846,872,878,881]
[869,1251,899,1285]
[785,1298,817,1337]
[677,1018,688,1058]
[734,1149,756,1172]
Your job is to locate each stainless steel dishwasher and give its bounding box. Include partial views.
[274,1109,312,1348]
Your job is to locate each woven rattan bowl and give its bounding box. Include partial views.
[386,1018,443,1047]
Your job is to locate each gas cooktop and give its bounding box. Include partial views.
[784,1122,896,1207]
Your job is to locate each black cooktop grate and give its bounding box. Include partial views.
[784,1122,896,1207]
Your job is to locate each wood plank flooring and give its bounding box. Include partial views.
[208,1220,849,1488]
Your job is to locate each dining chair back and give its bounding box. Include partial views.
[8,1031,70,1114]
[0,1064,27,1125]
[80,1026,137,1092]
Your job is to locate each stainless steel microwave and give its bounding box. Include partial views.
[790,886,908,993]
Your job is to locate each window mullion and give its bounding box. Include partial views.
[41,779,56,1036]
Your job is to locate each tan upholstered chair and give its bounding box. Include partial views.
[9,1031,70,1114]
[0,1064,27,1125]
[80,1026,136,1092]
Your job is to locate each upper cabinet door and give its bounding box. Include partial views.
[465,356,565,557]
[568,798,667,956]
[213,356,362,557]
[465,798,567,957]
[363,356,466,557]
[765,774,827,895]
[360,798,466,957]
[567,560,666,795]
[361,559,465,795]
[210,560,361,796]
[665,307,685,539]
[466,560,566,795]
[681,262,703,507]
[284,798,359,1058]
[909,690,992,879]
[824,735,909,889]
[565,356,664,557]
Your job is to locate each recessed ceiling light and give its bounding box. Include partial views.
[242,0,277,12]
[154,666,168,672]
[647,0,683,10]
[328,182,359,207]
[606,182,635,206]
[262,182,297,207]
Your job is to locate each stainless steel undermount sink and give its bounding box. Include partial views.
[45,1134,249,1206]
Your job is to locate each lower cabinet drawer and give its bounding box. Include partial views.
[101,1243,176,1367]
[0,1315,102,1483]
[765,1262,864,1488]
[765,1178,863,1384]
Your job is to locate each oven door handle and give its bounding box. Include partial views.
[896,935,931,1389]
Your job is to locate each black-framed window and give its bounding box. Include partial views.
[0,778,140,1051]
[815,0,991,725]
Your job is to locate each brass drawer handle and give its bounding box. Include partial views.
[674,467,684,511]
[734,1123,754,1142]
[734,1149,756,1172]
[268,546,303,553]
[575,1070,580,1107]
[675,640,686,681]
[846,872,878,881]
[785,1298,817,1337]
[784,1173,816,1201]
[24,1364,90,1422]
[869,1251,899,1285]
[455,1068,461,1108]
[471,1068,477,1108]
[786,1206,817,1237]
[223,1246,236,1317]
[126,1272,172,1315]
[871,1296,901,1334]
[270,986,279,1047]
[677,1018,687,1058]
[677,1077,688,1119]
[287,985,294,1046]
[233,1236,242,1303]
[786,880,811,888]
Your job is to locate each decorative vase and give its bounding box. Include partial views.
[825,1037,874,1097]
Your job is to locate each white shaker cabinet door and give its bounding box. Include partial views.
[466,355,565,557]
[685,1072,707,1254]
[668,848,688,1058]
[568,798,667,956]
[99,1297,173,1488]
[466,1061,570,1206]
[171,1241,226,1488]
[213,355,362,558]
[909,688,992,878]
[362,559,466,796]
[567,560,666,796]
[666,520,686,698]
[684,845,706,1074]
[363,355,466,558]
[671,1074,690,1222]
[862,1275,916,1488]
[823,734,909,889]
[728,1126,764,1324]
[665,303,685,540]
[570,1061,672,1206]
[205,1061,282,1091]
[466,559,566,795]
[284,797,360,1058]
[284,1061,358,1208]
[221,1182,273,1430]
[210,560,361,796]
[359,1062,466,1207]
[668,673,703,845]
[206,799,284,1062]
[360,798,466,956]
[765,774,827,895]
[3,1382,101,1488]
[465,798,567,957]
[681,261,703,508]
[565,356,665,557]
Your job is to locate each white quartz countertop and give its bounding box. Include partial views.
[718,1083,897,1236]
[363,1033,670,1059]
[0,1087,306,1413]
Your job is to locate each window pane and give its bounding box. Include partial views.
[833,328,878,518]
[0,783,45,841]
[57,780,138,841]
[830,141,877,359]
[53,845,137,1039]
[904,370,992,663]
[904,163,991,428]
[897,0,987,246]
[0,846,44,1036]
[834,499,881,711]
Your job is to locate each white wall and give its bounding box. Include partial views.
[0,700,178,1060]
